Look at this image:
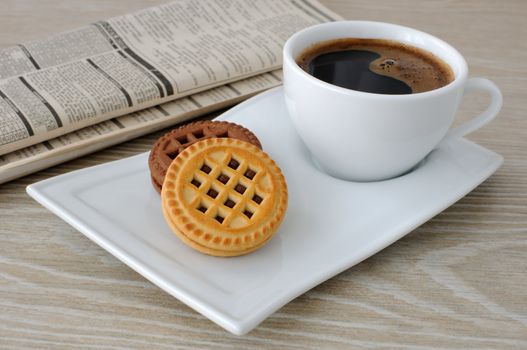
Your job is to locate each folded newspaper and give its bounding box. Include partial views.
[0,0,341,184]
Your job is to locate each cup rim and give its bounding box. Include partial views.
[283,20,468,99]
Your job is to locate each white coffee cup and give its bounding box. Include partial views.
[283,21,502,181]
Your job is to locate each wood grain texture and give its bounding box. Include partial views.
[0,0,526,348]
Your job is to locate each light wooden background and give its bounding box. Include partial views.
[1,1,526,348]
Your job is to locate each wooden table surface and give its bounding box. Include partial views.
[1,1,526,348]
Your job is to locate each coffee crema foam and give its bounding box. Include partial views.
[297,38,454,94]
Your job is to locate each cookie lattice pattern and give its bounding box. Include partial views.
[164,127,226,160]
[185,149,268,229]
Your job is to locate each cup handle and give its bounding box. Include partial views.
[441,77,502,144]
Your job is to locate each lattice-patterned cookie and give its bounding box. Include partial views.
[161,138,287,257]
[149,121,262,193]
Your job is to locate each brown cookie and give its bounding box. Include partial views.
[149,121,262,193]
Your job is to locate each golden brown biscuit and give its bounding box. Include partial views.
[161,138,287,257]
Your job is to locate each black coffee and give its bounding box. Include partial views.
[296,38,454,94]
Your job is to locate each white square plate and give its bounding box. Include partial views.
[27,87,503,335]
